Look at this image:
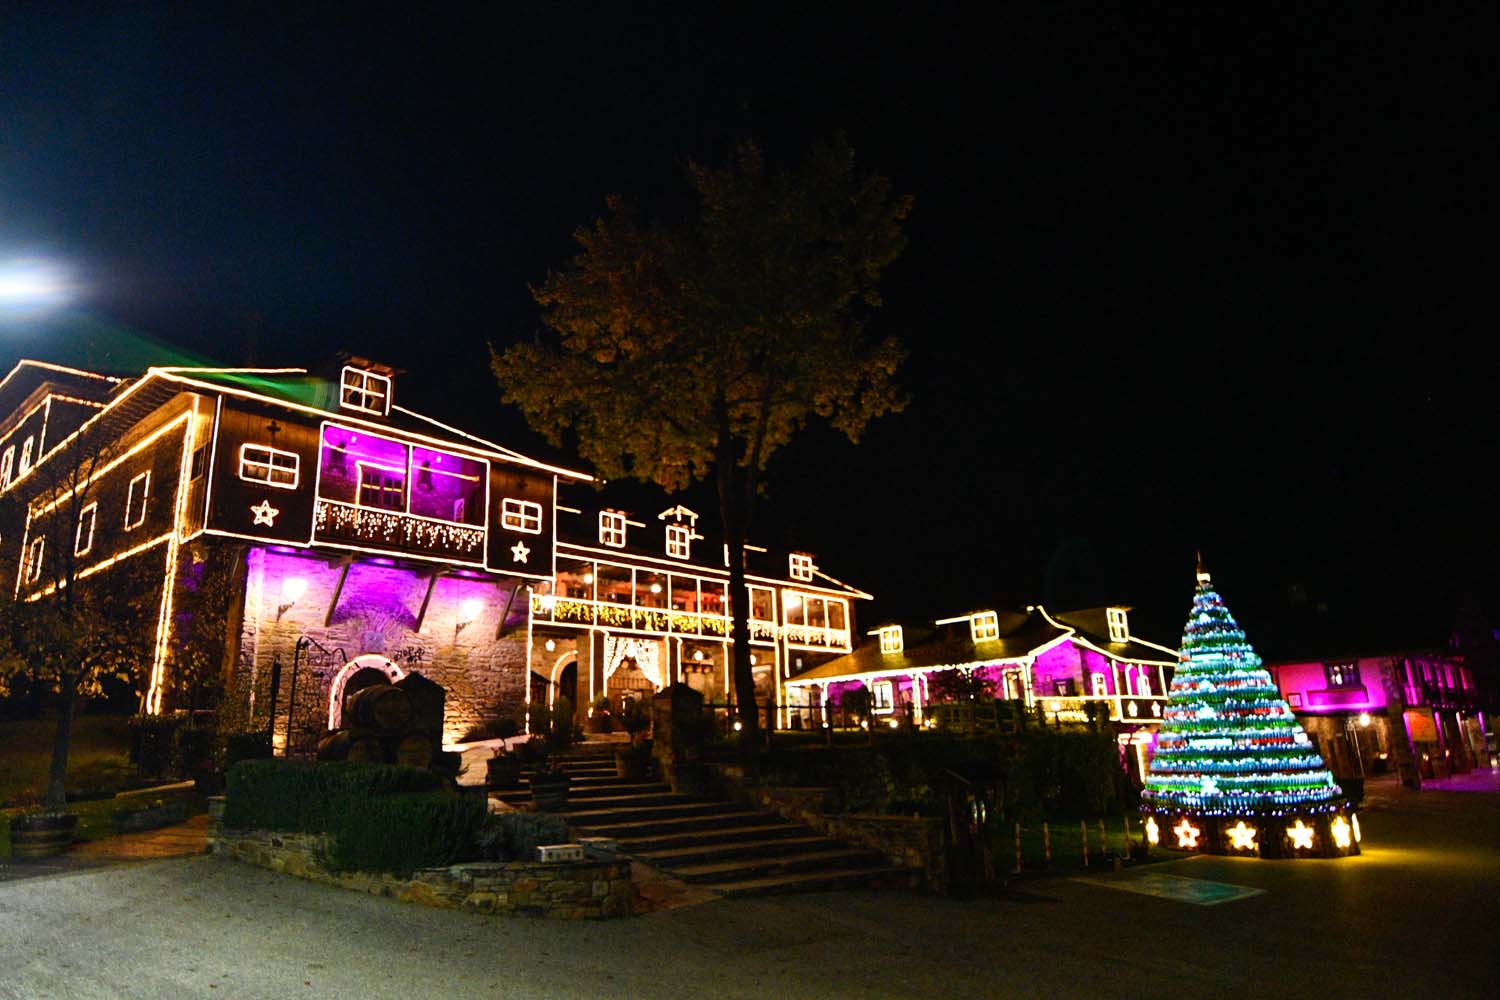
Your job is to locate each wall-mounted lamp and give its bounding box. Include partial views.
[277,577,307,619]
[544,638,557,652]
[1357,712,1371,728]
[692,650,704,661]
[456,597,483,635]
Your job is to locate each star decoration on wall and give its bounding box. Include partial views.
[510,540,530,563]
[1287,819,1316,850]
[250,500,280,527]
[1226,821,1258,851]
[1173,818,1201,849]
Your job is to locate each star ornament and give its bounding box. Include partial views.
[1330,816,1352,849]
[1287,819,1316,851]
[509,540,530,563]
[1173,818,1201,850]
[250,500,280,527]
[1144,816,1160,846]
[1226,820,1257,851]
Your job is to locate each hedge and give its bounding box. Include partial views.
[326,792,487,876]
[222,759,444,833]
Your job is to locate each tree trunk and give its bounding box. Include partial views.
[715,423,761,766]
[46,680,76,808]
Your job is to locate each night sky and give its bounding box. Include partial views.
[2,4,1494,657]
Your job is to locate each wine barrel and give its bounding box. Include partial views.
[316,731,351,761]
[346,684,412,732]
[8,815,79,859]
[345,734,384,763]
[394,733,434,769]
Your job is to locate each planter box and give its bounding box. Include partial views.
[9,813,79,860]
[113,800,190,833]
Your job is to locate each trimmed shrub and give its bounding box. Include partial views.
[223,731,274,768]
[327,793,486,876]
[476,811,570,861]
[222,759,444,833]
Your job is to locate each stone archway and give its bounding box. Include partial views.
[327,654,405,730]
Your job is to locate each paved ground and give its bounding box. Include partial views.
[1,777,1497,999]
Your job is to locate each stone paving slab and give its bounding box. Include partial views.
[0,813,207,883]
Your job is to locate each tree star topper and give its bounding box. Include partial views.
[510,540,530,563]
[250,500,280,527]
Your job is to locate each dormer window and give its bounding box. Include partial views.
[789,553,814,581]
[1107,607,1130,643]
[600,510,627,548]
[970,611,999,642]
[666,524,691,559]
[501,498,543,534]
[340,366,392,416]
[19,437,35,475]
[877,625,904,655]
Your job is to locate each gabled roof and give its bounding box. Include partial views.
[1044,606,1180,667]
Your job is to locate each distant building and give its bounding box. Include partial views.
[784,604,1179,780]
[1266,651,1491,783]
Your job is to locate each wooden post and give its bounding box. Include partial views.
[1123,814,1133,852]
[1042,822,1051,866]
[1080,819,1089,866]
[1098,818,1108,857]
[1013,821,1022,874]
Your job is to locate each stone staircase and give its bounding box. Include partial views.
[493,740,905,898]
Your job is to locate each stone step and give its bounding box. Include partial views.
[494,780,668,802]
[498,789,684,810]
[708,866,909,899]
[613,821,811,854]
[570,809,763,839]
[637,834,842,866]
[668,847,887,884]
[561,799,736,825]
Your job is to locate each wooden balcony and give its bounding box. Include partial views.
[312,498,485,562]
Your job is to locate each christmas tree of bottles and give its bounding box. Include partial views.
[1140,557,1361,858]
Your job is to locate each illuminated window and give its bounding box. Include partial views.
[501,498,543,534]
[878,625,903,654]
[125,472,150,530]
[1107,607,1130,642]
[747,585,775,622]
[666,524,691,559]
[24,536,44,584]
[340,366,392,415]
[970,611,999,642]
[1325,662,1360,688]
[239,444,300,489]
[0,447,12,488]
[19,437,34,475]
[1134,668,1152,696]
[357,463,405,511]
[75,502,97,556]
[1091,672,1107,697]
[600,511,626,548]
[871,680,894,713]
[789,553,814,581]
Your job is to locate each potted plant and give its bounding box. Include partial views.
[528,760,571,812]
[7,789,79,860]
[589,694,615,734]
[486,747,523,789]
[615,698,654,780]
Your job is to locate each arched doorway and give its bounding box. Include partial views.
[328,654,404,730]
[607,657,655,713]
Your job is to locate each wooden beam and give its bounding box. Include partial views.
[495,584,520,640]
[323,558,353,627]
[413,571,439,633]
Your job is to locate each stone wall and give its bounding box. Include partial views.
[233,547,532,750]
[210,827,632,918]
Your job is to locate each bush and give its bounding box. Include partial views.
[475,811,570,862]
[129,713,188,778]
[222,759,444,833]
[327,792,486,876]
[223,731,274,769]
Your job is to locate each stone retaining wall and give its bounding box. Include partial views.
[210,828,632,918]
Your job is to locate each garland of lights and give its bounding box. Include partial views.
[314,499,484,555]
[1141,564,1359,859]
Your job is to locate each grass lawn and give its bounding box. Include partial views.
[0,714,137,807]
[999,817,1184,874]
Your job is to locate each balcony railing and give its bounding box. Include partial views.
[541,596,814,644]
[313,499,485,561]
[781,624,853,651]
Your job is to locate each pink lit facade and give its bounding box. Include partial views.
[1267,653,1490,783]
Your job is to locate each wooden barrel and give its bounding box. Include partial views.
[8,815,78,859]
[346,684,412,732]
[345,734,384,763]
[316,731,351,761]
[394,733,434,770]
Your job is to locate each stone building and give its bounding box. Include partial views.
[0,358,869,749]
